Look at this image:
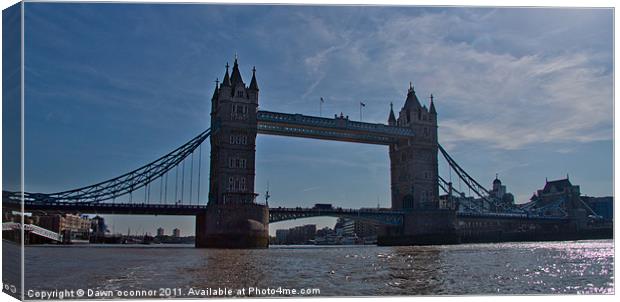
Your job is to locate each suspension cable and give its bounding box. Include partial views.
[159,176,163,204]
[189,152,194,205]
[175,164,179,202]
[181,160,186,203]
[197,144,202,205]
[35,128,211,204]
[164,173,168,203]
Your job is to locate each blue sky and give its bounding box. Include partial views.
[19,3,613,236]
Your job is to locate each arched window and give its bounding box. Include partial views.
[228,177,234,191]
[240,177,246,191]
[403,194,414,209]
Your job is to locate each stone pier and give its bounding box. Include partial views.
[195,203,269,248]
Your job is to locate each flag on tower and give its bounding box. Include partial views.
[360,102,366,107]
[320,97,324,103]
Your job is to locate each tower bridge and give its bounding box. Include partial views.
[3,57,604,248]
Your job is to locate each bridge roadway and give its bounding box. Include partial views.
[5,201,405,225]
[4,200,567,225]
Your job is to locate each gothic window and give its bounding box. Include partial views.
[403,194,414,209]
[228,177,234,191]
[231,104,248,120]
[230,135,248,145]
[228,157,247,169]
[237,90,244,97]
[240,177,246,191]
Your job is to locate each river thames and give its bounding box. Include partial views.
[13,239,614,297]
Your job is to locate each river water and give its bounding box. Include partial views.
[13,240,614,297]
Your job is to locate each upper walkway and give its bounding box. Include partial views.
[256,110,414,145]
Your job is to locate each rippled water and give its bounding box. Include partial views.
[19,240,614,296]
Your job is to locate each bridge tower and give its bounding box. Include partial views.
[380,85,457,245]
[196,57,269,248]
[389,84,439,210]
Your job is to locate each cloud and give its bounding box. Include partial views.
[302,186,321,192]
[294,8,612,150]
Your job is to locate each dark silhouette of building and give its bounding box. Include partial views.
[274,224,316,244]
[196,57,269,248]
[582,196,613,222]
[388,87,438,210]
[342,218,377,238]
[91,215,107,235]
[208,58,259,205]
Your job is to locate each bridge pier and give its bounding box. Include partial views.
[195,203,269,248]
[377,209,459,246]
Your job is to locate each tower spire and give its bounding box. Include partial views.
[429,93,437,114]
[404,81,421,109]
[211,78,219,100]
[221,62,231,87]
[388,102,396,125]
[249,66,259,91]
[230,55,244,86]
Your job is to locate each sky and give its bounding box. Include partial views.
[15,3,613,236]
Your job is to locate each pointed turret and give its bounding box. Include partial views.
[211,78,220,100]
[221,62,231,87]
[249,66,259,91]
[230,57,244,87]
[404,81,422,109]
[211,78,220,115]
[211,78,219,100]
[388,102,396,126]
[429,94,437,114]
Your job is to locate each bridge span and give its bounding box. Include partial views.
[3,58,607,248]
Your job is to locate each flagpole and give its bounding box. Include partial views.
[359,101,365,121]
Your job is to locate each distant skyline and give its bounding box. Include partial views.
[14,3,613,235]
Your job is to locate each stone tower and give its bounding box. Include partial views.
[388,84,439,210]
[208,57,259,205]
[196,57,268,248]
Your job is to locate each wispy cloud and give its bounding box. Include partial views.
[293,8,612,150]
[302,186,321,192]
